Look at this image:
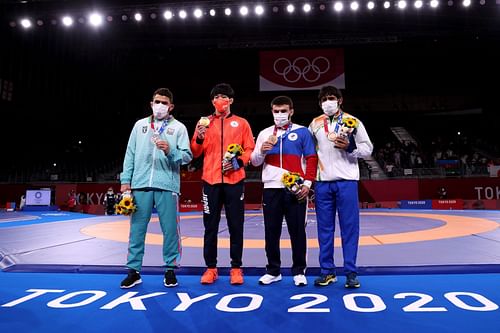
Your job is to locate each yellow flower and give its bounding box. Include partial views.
[227,143,244,156]
[116,193,137,216]
[342,117,358,128]
[281,172,301,188]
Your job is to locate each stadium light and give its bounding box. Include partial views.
[239,6,249,16]
[178,10,187,19]
[286,4,295,13]
[193,8,203,18]
[163,10,173,20]
[367,1,375,9]
[62,16,73,26]
[88,12,103,27]
[224,8,232,16]
[350,2,360,11]
[303,3,312,12]
[334,1,344,12]
[255,5,264,15]
[20,18,32,28]
[134,13,142,21]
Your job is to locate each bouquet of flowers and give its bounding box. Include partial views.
[281,171,304,195]
[115,191,137,216]
[222,143,244,172]
[338,116,359,139]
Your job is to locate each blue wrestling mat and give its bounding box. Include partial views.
[0,271,499,333]
[0,211,97,229]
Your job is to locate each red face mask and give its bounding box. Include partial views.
[213,99,230,113]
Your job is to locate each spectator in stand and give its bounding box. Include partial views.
[437,187,448,199]
[67,190,77,212]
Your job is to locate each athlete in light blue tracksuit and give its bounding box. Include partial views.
[309,86,373,288]
[119,88,192,289]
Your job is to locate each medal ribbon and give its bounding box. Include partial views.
[273,122,293,138]
[323,111,343,138]
[150,115,172,136]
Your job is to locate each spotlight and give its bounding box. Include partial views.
[414,0,423,8]
[134,13,142,21]
[286,4,295,13]
[319,4,327,10]
[334,2,344,12]
[121,15,128,21]
[209,9,216,16]
[106,16,113,22]
[62,16,73,26]
[20,18,32,28]
[303,3,312,12]
[36,19,44,26]
[88,13,103,27]
[178,10,187,19]
[462,0,471,5]
[367,1,375,9]
[350,2,359,10]
[193,8,203,18]
[163,10,173,20]
[383,1,391,8]
[272,6,279,12]
[224,8,231,16]
[255,5,264,15]
[397,0,407,9]
[150,13,157,19]
[239,6,249,16]
[430,0,439,7]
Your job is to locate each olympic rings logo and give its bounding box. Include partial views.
[273,56,330,83]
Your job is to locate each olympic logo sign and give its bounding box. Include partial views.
[273,56,330,83]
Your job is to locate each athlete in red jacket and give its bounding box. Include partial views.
[190,83,255,285]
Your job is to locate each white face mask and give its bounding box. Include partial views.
[321,100,338,116]
[273,112,290,127]
[153,103,169,120]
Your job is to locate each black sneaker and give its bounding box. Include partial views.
[120,269,142,289]
[345,272,360,288]
[164,270,178,287]
[314,274,337,286]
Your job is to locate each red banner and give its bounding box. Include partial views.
[259,48,345,91]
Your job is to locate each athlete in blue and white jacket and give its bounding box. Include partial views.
[251,96,318,287]
[309,85,373,289]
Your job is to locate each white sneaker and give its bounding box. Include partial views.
[293,274,308,286]
[259,274,282,285]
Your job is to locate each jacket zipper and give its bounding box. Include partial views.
[221,116,224,184]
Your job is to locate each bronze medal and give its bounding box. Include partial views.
[268,135,278,145]
[327,132,337,142]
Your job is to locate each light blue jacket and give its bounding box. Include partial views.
[120,116,193,194]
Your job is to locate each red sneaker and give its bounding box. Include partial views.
[200,268,218,284]
[230,268,244,285]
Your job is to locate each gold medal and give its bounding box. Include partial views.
[327,132,337,142]
[199,117,210,127]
